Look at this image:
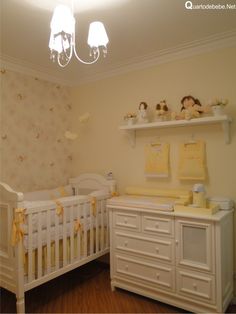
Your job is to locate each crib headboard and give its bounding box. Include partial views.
[69,173,116,195]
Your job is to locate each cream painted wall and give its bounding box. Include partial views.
[70,47,236,294]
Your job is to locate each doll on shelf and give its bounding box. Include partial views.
[172,95,210,120]
[137,101,149,123]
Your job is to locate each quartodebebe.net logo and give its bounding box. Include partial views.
[185,1,236,9]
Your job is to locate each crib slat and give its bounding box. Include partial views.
[76,204,81,260]
[28,213,33,282]
[55,211,59,270]
[100,200,104,251]
[46,209,51,274]
[90,201,94,255]
[95,202,99,253]
[62,207,67,267]
[83,203,87,258]
[37,211,42,278]
[70,205,74,262]
[105,199,109,248]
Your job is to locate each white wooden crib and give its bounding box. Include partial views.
[0,173,116,313]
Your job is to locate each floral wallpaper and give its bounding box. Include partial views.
[0,69,74,192]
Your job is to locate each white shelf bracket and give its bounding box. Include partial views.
[126,130,136,147]
[222,118,232,144]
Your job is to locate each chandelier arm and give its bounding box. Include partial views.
[73,44,100,65]
[63,34,73,60]
[57,54,71,67]
[57,38,74,68]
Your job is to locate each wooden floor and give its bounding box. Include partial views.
[1,260,236,313]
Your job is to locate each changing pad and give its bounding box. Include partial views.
[108,195,175,211]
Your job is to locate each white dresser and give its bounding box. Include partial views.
[107,196,234,313]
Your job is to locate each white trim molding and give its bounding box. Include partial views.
[75,28,236,85]
[0,54,72,86]
[1,29,236,86]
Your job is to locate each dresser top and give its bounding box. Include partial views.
[107,195,233,221]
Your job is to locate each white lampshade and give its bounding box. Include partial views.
[49,4,75,53]
[87,21,109,48]
[49,33,70,54]
[50,5,75,35]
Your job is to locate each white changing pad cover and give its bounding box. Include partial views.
[108,195,175,211]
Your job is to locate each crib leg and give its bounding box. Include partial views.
[111,284,116,292]
[16,296,25,314]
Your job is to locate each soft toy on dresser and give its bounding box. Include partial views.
[155,100,169,121]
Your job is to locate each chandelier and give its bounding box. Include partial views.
[49,4,109,67]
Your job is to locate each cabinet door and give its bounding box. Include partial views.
[175,219,214,272]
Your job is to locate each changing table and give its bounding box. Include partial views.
[107,193,234,313]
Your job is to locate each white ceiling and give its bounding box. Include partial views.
[1,0,236,85]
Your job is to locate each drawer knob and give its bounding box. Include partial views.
[125,265,129,271]
[155,223,159,228]
[124,218,128,224]
[156,247,159,253]
[193,283,197,290]
[156,273,160,279]
[124,241,128,247]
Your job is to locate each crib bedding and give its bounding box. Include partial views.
[22,193,108,234]
[0,173,114,314]
[23,214,108,250]
[24,227,108,278]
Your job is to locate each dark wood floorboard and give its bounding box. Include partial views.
[1,260,236,313]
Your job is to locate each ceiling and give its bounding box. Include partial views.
[1,0,236,85]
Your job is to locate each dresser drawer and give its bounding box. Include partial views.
[115,254,175,292]
[113,211,141,231]
[142,214,174,237]
[114,231,174,263]
[176,268,215,304]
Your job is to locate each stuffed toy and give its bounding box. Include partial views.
[155,100,169,121]
[172,95,210,120]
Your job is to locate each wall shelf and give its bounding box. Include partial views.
[119,115,232,147]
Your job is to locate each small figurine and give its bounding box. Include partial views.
[155,100,169,121]
[137,101,149,123]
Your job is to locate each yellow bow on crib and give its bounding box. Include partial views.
[74,219,83,233]
[111,191,119,197]
[57,186,68,197]
[55,200,64,216]
[11,208,26,246]
[91,197,97,216]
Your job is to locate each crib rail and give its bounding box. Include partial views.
[0,175,114,314]
[18,195,109,291]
